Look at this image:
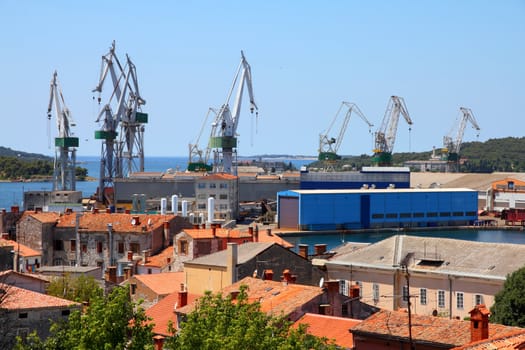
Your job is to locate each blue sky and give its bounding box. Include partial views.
[1,1,524,158]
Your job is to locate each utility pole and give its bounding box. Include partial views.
[401,252,416,350]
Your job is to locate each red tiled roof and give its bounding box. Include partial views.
[56,212,173,233]
[23,211,60,224]
[0,283,79,310]
[198,173,238,181]
[293,313,361,349]
[145,290,200,336]
[142,246,174,268]
[350,310,522,347]
[182,228,252,239]
[177,277,323,318]
[453,330,525,350]
[0,238,41,257]
[132,272,185,296]
[255,230,293,249]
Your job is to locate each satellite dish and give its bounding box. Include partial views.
[319,277,325,288]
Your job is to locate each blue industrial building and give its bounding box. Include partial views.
[277,188,478,231]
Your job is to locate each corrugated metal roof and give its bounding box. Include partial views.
[286,188,476,195]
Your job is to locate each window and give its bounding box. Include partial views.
[219,194,228,200]
[179,240,188,255]
[427,212,438,217]
[440,212,451,217]
[457,292,464,309]
[197,203,206,210]
[97,241,103,254]
[466,211,477,216]
[19,312,28,319]
[413,212,424,218]
[400,213,412,218]
[402,285,409,302]
[81,244,87,253]
[130,283,137,295]
[339,280,348,296]
[197,194,207,200]
[386,213,398,219]
[420,288,427,305]
[219,183,228,189]
[61,309,70,316]
[118,242,124,254]
[373,283,380,303]
[453,211,464,217]
[438,290,446,308]
[219,204,228,210]
[356,281,363,297]
[130,243,140,254]
[209,183,216,189]
[197,183,206,189]
[371,213,384,219]
[474,294,483,306]
[148,268,152,274]
[70,240,76,251]
[54,240,64,251]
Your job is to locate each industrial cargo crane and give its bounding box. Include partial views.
[187,107,218,172]
[210,51,258,174]
[372,96,413,166]
[442,107,480,166]
[47,71,79,191]
[318,101,373,161]
[92,41,147,204]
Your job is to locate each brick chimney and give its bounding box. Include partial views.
[314,244,327,255]
[350,283,360,298]
[127,251,133,261]
[298,244,308,259]
[106,207,111,214]
[153,335,165,350]
[177,283,188,308]
[105,266,117,284]
[1,233,9,240]
[212,226,216,237]
[469,304,490,342]
[263,269,274,280]
[248,226,256,242]
[281,269,297,285]
[266,228,272,236]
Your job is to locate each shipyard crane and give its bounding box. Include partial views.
[210,51,258,174]
[318,101,373,161]
[372,96,413,166]
[92,41,147,204]
[442,107,480,167]
[47,71,79,192]
[187,107,218,172]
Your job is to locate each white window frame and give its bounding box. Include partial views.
[438,290,446,308]
[474,294,483,306]
[420,288,427,305]
[457,292,464,310]
[373,283,380,303]
[339,280,348,296]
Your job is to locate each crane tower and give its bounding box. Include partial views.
[442,107,480,171]
[47,71,79,191]
[318,101,373,162]
[187,107,218,172]
[210,51,258,175]
[372,96,413,166]
[92,41,147,204]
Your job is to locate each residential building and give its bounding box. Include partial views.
[137,246,175,274]
[0,270,48,293]
[293,313,361,349]
[194,173,239,222]
[16,211,60,266]
[322,235,525,319]
[486,177,525,212]
[350,306,522,350]
[183,242,325,295]
[127,271,185,305]
[0,236,41,273]
[0,283,80,349]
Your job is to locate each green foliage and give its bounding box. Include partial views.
[15,287,154,350]
[0,156,89,180]
[165,285,338,350]
[46,274,103,304]
[490,266,525,327]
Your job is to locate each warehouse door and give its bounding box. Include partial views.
[279,196,299,229]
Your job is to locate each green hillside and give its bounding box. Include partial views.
[308,137,525,173]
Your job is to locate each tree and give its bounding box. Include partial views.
[165,285,338,350]
[46,273,103,304]
[15,286,154,350]
[490,266,525,326]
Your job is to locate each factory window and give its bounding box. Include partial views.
[130,243,140,254]
[197,183,206,189]
[97,242,103,254]
[453,211,464,217]
[400,213,412,218]
[371,213,384,219]
[427,212,438,217]
[438,290,446,308]
[70,239,76,251]
[209,183,217,189]
[54,240,64,251]
[420,288,427,305]
[466,211,477,216]
[386,213,398,219]
[118,242,124,254]
[219,194,228,200]
[474,294,483,306]
[440,212,451,217]
[373,283,379,303]
[457,292,464,309]
[413,212,424,218]
[219,183,228,189]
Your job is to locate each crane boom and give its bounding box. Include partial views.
[47,71,79,192]
[373,96,413,166]
[210,51,258,174]
[188,107,218,172]
[318,101,373,161]
[442,107,480,164]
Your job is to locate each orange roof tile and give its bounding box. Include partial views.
[0,283,79,310]
[177,277,323,318]
[198,173,238,181]
[132,272,185,296]
[23,211,60,224]
[56,212,173,233]
[351,309,522,347]
[255,230,293,249]
[453,330,525,349]
[142,246,174,268]
[293,313,361,348]
[182,228,252,239]
[0,238,41,257]
[145,290,200,336]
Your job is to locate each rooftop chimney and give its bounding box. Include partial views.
[153,335,165,350]
[281,269,297,285]
[263,269,274,281]
[314,244,327,255]
[298,244,309,259]
[127,251,133,261]
[266,228,272,236]
[226,243,238,285]
[106,207,111,214]
[350,283,360,298]
[177,283,188,308]
[469,304,490,342]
